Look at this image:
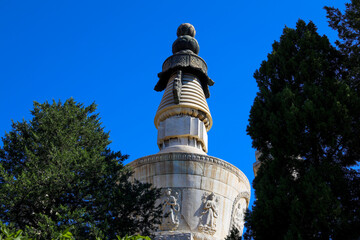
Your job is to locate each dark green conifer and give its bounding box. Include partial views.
[245,20,360,240]
[0,99,162,240]
[325,0,360,91]
[225,226,242,240]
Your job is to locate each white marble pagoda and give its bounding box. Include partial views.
[128,23,250,240]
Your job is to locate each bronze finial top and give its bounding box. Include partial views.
[172,23,199,55]
[155,23,214,98]
[177,23,196,37]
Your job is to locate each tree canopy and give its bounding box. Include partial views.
[0,99,162,240]
[325,0,360,92]
[245,19,360,240]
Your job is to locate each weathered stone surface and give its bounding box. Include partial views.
[158,115,208,153]
[160,188,181,231]
[198,192,219,235]
[155,74,212,132]
[128,153,250,240]
[154,232,193,240]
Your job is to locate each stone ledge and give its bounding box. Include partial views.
[127,152,250,191]
[154,232,193,240]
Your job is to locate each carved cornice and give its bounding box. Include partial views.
[156,53,213,99]
[127,153,250,190]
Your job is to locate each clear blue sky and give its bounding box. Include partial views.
[0,0,347,208]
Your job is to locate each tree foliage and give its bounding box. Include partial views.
[225,227,242,240]
[325,0,360,91]
[0,221,151,240]
[0,99,162,240]
[245,20,360,240]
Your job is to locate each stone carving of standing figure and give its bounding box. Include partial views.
[233,198,247,235]
[172,70,182,104]
[160,188,180,231]
[198,192,218,235]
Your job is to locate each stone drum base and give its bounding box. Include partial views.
[128,152,250,240]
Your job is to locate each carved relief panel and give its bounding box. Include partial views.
[198,192,219,235]
[230,192,250,235]
[160,188,181,231]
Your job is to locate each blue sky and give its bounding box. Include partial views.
[0,0,348,208]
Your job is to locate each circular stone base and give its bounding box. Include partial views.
[127,152,250,240]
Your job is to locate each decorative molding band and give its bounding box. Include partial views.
[162,53,208,74]
[155,105,212,131]
[154,73,212,131]
[127,153,250,190]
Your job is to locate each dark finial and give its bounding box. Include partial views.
[172,23,199,55]
[177,23,196,37]
[155,23,214,98]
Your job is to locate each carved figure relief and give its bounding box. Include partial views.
[230,192,250,235]
[233,198,247,234]
[160,188,181,231]
[172,70,182,104]
[198,192,219,235]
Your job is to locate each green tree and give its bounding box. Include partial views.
[245,20,360,239]
[225,227,242,240]
[0,99,162,240]
[325,0,360,91]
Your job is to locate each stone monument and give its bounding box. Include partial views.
[128,23,250,240]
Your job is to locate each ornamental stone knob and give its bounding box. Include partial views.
[172,35,199,54]
[176,23,196,37]
[172,23,199,54]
